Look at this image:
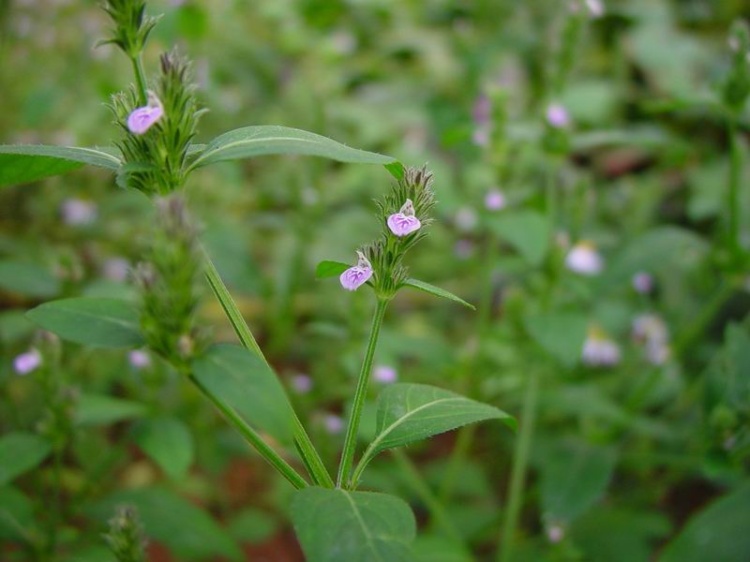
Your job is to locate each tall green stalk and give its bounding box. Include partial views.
[727,118,743,265]
[337,298,389,488]
[498,368,540,562]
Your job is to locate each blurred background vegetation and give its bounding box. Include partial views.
[1,0,749,561]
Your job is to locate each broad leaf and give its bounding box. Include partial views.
[538,439,618,523]
[0,145,121,188]
[87,487,242,561]
[659,483,750,562]
[0,432,52,486]
[490,211,550,266]
[0,260,60,298]
[402,278,475,309]
[191,344,295,444]
[315,260,349,279]
[355,384,514,482]
[524,311,588,368]
[75,394,146,426]
[133,417,194,480]
[291,487,416,562]
[188,125,401,173]
[26,298,144,348]
[0,486,35,541]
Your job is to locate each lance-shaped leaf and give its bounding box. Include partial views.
[291,487,416,562]
[191,344,295,444]
[187,125,403,177]
[0,432,52,486]
[26,298,144,348]
[0,145,121,188]
[402,278,475,310]
[353,384,515,484]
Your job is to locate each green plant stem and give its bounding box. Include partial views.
[131,55,148,105]
[727,118,742,264]
[201,250,334,488]
[392,449,463,544]
[189,373,308,489]
[337,298,389,489]
[498,369,540,562]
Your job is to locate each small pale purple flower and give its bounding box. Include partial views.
[632,271,653,294]
[455,207,478,232]
[61,198,97,226]
[103,257,130,282]
[291,374,313,394]
[582,331,621,367]
[547,524,565,543]
[14,349,42,375]
[484,189,506,211]
[339,251,373,291]
[127,92,164,135]
[546,103,570,128]
[323,414,344,435]
[128,349,151,369]
[373,365,398,384]
[387,199,421,237]
[454,239,475,260]
[585,0,605,18]
[565,241,603,275]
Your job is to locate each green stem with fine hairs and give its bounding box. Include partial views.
[131,55,148,105]
[337,298,389,489]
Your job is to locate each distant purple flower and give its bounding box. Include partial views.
[565,241,603,275]
[103,257,130,282]
[14,349,42,375]
[61,198,97,226]
[547,524,565,543]
[546,103,570,128]
[128,349,151,369]
[472,93,492,126]
[340,251,373,291]
[324,414,344,435]
[582,332,620,367]
[454,239,475,260]
[484,189,506,211]
[585,0,605,18]
[632,271,653,294]
[387,199,421,237]
[291,374,313,394]
[373,365,398,384]
[454,207,478,232]
[127,92,164,135]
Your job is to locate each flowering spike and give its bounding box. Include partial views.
[127,91,163,134]
[387,199,422,237]
[339,251,373,291]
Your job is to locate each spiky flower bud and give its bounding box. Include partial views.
[99,0,161,59]
[103,505,147,562]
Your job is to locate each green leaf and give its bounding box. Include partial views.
[133,417,194,480]
[490,211,550,266]
[26,298,144,348]
[402,278,475,310]
[75,394,146,426]
[0,432,52,486]
[87,487,242,561]
[0,145,121,188]
[524,312,588,368]
[0,486,35,541]
[191,344,295,444]
[413,536,474,562]
[315,260,349,279]
[538,439,618,524]
[291,487,416,562]
[355,384,514,482]
[188,125,400,171]
[0,260,60,298]
[659,483,750,562]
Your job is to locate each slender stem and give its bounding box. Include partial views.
[392,449,463,544]
[201,249,334,488]
[337,298,389,488]
[727,118,742,264]
[131,54,148,105]
[498,369,540,562]
[189,373,308,489]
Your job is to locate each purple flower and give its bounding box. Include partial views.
[291,374,313,394]
[14,349,42,375]
[127,92,164,135]
[128,349,151,369]
[565,241,603,275]
[546,103,570,128]
[484,188,506,211]
[340,251,373,291]
[373,364,398,384]
[632,271,653,294]
[61,198,97,226]
[387,199,421,237]
[323,414,344,434]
